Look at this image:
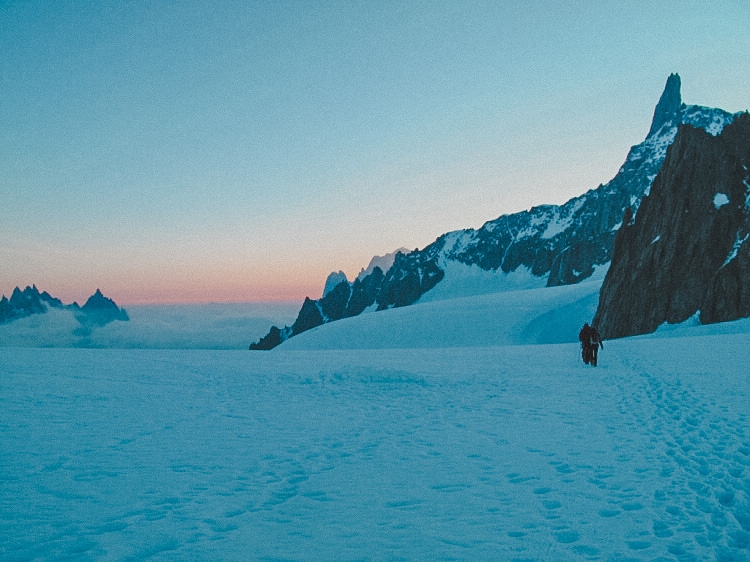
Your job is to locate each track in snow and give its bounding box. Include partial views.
[1,334,749,560]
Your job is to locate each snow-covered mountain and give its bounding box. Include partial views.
[595,112,750,339]
[355,248,409,281]
[322,271,349,298]
[0,285,128,326]
[251,74,741,350]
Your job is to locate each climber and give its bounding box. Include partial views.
[579,323,603,366]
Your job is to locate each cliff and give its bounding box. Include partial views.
[594,113,750,338]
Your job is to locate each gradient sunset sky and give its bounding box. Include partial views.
[2,1,749,304]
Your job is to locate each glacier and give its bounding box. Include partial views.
[2,283,750,560]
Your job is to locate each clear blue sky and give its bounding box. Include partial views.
[1,0,748,303]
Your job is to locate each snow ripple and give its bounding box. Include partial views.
[1,335,749,560]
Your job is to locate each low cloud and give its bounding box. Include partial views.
[0,303,299,349]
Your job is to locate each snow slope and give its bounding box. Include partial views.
[2,332,750,561]
[282,266,605,350]
[279,260,750,351]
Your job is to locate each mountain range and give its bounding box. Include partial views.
[251,74,743,350]
[0,286,129,327]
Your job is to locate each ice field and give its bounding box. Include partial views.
[2,281,750,560]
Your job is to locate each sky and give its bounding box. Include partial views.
[1,1,749,304]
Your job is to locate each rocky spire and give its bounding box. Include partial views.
[648,73,683,137]
[79,289,129,324]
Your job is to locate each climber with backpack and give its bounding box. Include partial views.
[579,323,604,366]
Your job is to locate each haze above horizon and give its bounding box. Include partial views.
[1,1,748,304]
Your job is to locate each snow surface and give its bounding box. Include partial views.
[723,233,749,268]
[357,248,409,281]
[2,331,750,560]
[650,312,750,338]
[419,261,549,303]
[641,125,679,172]
[440,230,472,255]
[2,277,750,560]
[284,266,608,350]
[541,198,585,240]
[322,271,348,298]
[714,193,730,209]
[703,113,733,136]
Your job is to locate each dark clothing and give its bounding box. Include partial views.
[579,324,603,366]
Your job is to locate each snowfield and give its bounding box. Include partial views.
[283,273,604,350]
[2,285,750,560]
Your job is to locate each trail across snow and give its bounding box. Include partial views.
[1,332,749,560]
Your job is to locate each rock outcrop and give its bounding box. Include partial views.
[594,113,750,338]
[322,271,348,298]
[78,289,130,325]
[648,73,683,137]
[1,285,63,323]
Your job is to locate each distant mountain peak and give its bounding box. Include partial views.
[648,73,683,137]
[80,288,129,325]
[357,248,409,281]
[322,272,348,298]
[0,286,128,326]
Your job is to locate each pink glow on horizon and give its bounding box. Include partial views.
[0,256,338,306]
[1,280,317,307]
[88,280,320,306]
[117,286,313,306]
[109,272,325,306]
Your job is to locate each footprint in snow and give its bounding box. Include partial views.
[554,530,580,544]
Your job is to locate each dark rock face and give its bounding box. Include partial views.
[249,325,287,351]
[648,73,683,137]
[376,253,444,309]
[548,232,616,286]
[10,286,48,316]
[0,286,128,326]
[78,289,130,325]
[594,113,750,339]
[249,267,389,350]
[291,297,325,335]
[251,75,740,349]
[1,285,57,323]
[0,297,12,323]
[347,266,386,316]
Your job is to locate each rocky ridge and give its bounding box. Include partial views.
[251,74,740,350]
[594,112,750,339]
[0,286,129,326]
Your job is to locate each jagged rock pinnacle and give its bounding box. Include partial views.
[648,73,683,137]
